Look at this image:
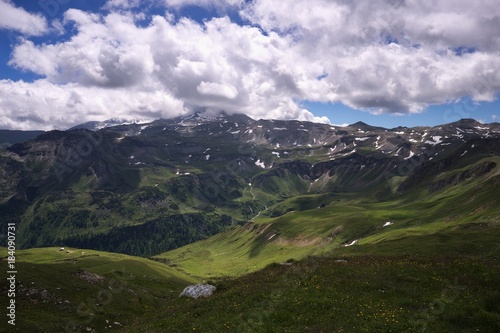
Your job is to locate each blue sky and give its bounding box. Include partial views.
[302,98,500,128]
[0,0,499,130]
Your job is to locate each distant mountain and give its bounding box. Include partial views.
[69,117,153,131]
[0,114,499,257]
[0,129,45,148]
[349,121,386,132]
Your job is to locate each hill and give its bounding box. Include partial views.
[0,247,197,333]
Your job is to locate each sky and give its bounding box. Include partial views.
[0,0,499,130]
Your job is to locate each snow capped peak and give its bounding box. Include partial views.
[69,117,153,131]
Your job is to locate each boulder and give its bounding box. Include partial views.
[179,284,216,299]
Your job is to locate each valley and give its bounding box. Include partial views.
[1,114,499,332]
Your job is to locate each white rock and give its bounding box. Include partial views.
[179,284,216,299]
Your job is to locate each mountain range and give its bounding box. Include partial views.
[0,113,499,256]
[1,112,500,332]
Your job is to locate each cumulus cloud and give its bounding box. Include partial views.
[0,79,184,130]
[242,0,500,113]
[4,10,327,129]
[1,0,500,130]
[0,0,48,36]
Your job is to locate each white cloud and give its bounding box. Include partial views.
[4,11,320,128]
[197,81,239,99]
[0,79,185,130]
[241,0,500,113]
[1,0,500,129]
[0,0,48,36]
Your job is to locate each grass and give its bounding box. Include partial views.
[0,247,198,333]
[156,168,500,278]
[132,255,500,333]
[154,227,316,278]
[2,225,500,333]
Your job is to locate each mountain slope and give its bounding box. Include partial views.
[0,129,45,148]
[3,245,499,333]
[0,114,499,257]
[0,246,197,333]
[155,154,500,277]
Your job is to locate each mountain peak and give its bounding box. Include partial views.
[350,121,369,127]
[69,118,153,131]
[349,121,386,131]
[448,118,483,128]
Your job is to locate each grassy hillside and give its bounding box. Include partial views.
[134,255,500,333]
[0,247,198,333]
[3,236,499,333]
[155,156,500,277]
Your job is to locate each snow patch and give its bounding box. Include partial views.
[342,149,356,156]
[344,240,358,247]
[404,151,415,160]
[255,159,266,168]
[425,136,443,145]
